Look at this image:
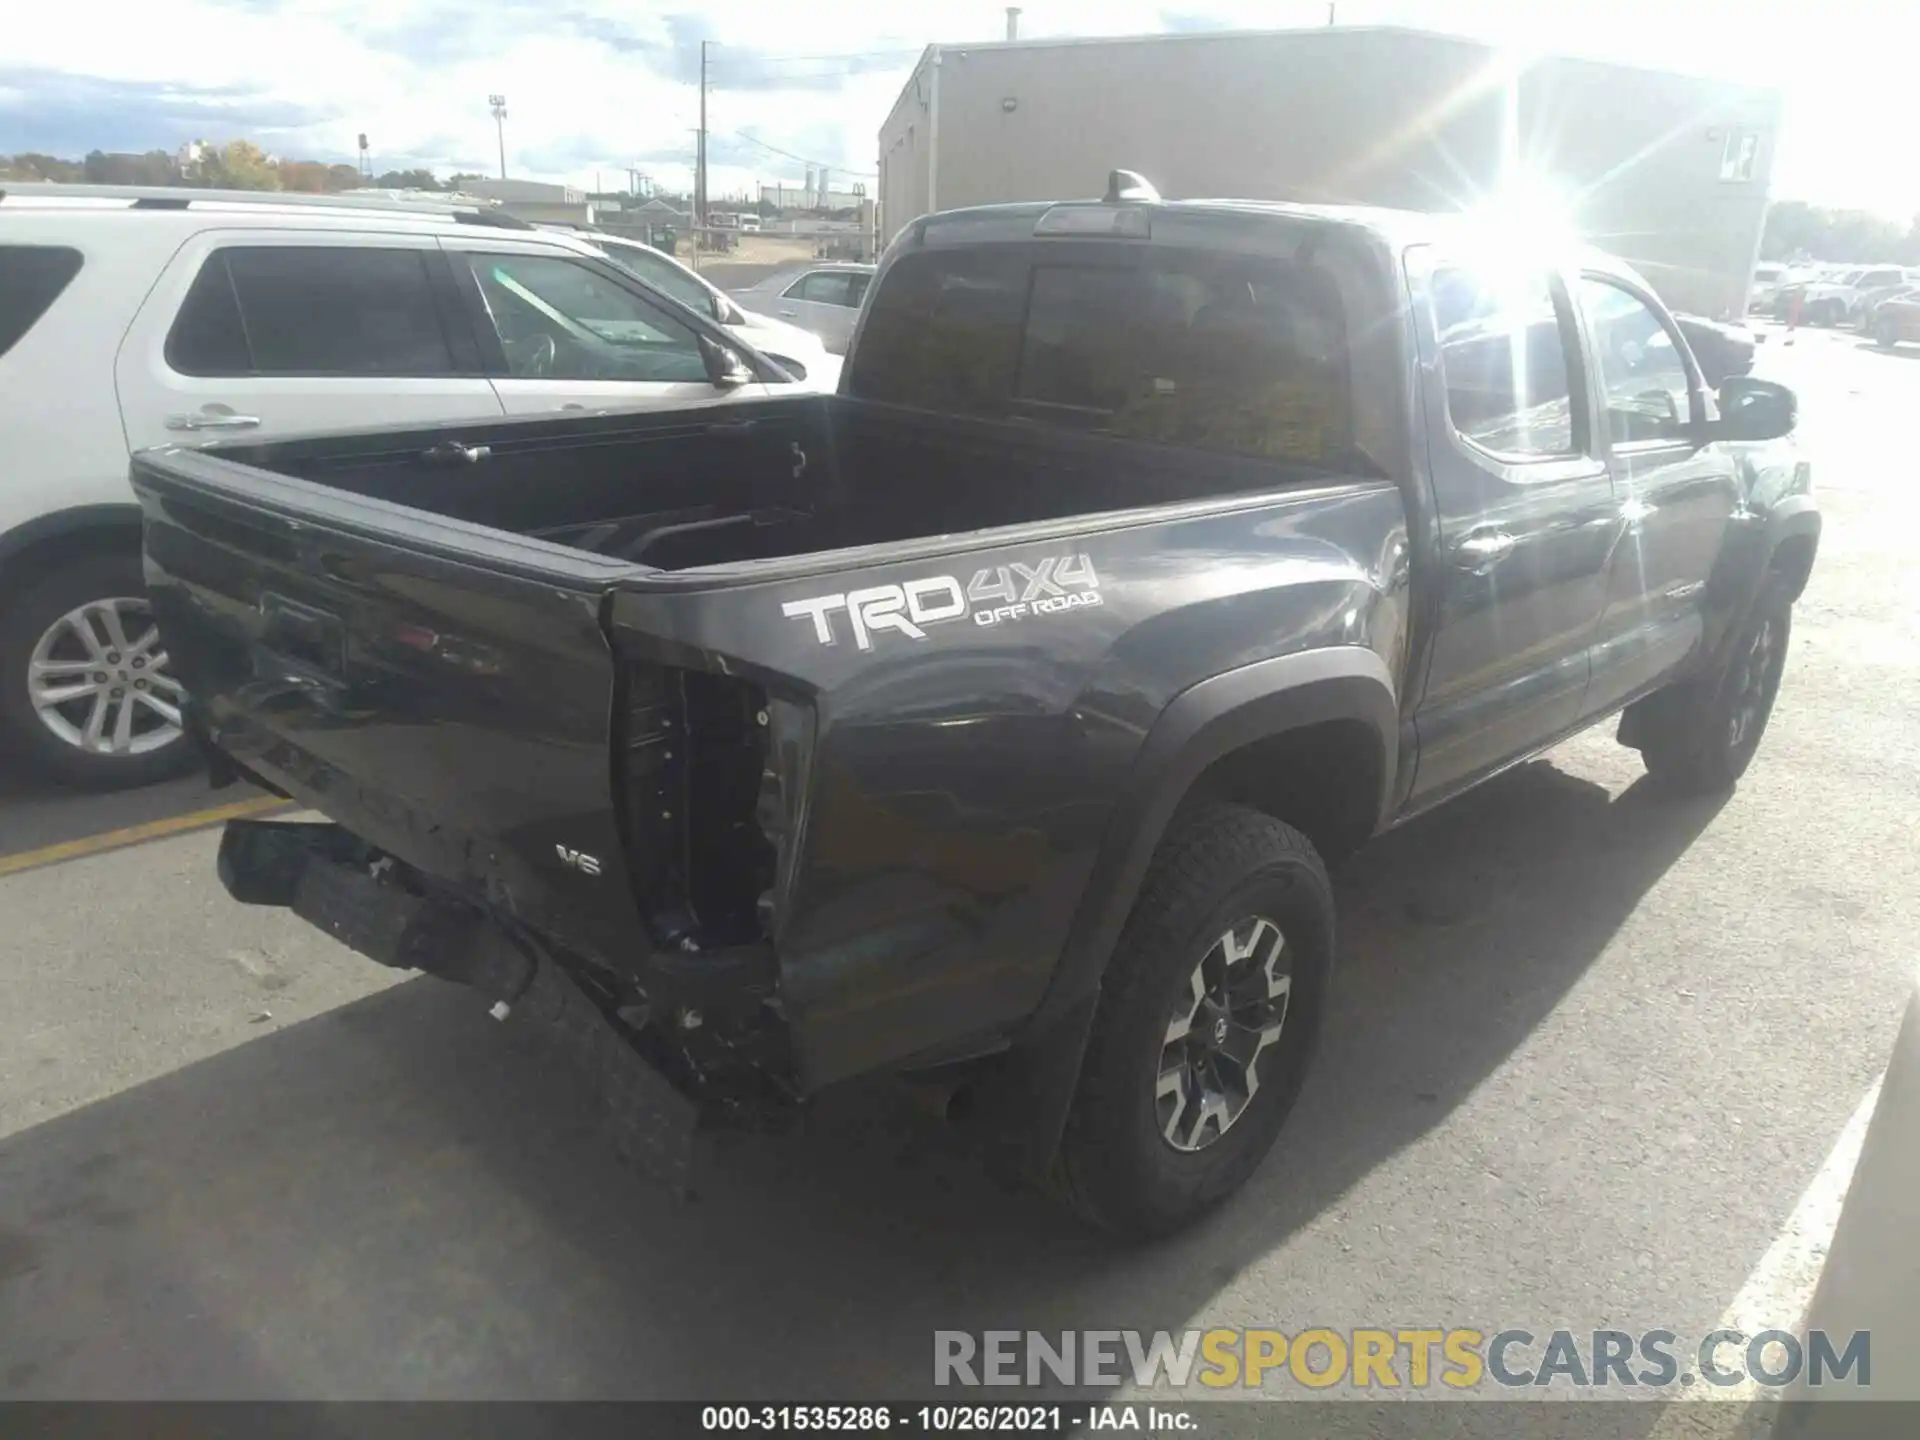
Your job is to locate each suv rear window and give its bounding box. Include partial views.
[166,246,458,377]
[0,246,84,359]
[847,244,1361,467]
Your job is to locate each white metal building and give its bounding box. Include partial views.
[876,26,1782,318]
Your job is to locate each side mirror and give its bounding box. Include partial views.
[700,336,755,388]
[1700,376,1797,443]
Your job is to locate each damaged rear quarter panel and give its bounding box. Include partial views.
[609,481,1410,1091]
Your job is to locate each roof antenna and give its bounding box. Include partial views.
[1105,170,1161,204]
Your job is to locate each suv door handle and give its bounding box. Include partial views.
[1454,529,1517,574]
[166,410,262,432]
[778,308,799,318]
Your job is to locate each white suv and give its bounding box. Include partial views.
[0,182,825,789]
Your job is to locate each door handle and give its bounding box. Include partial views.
[1454,530,1517,575]
[778,308,799,318]
[165,410,262,432]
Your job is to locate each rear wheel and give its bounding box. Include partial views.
[1626,578,1793,795]
[1051,804,1334,1239]
[0,552,195,790]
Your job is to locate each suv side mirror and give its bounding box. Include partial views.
[1700,376,1797,443]
[700,336,755,388]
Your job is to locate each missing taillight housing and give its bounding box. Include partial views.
[680,671,777,947]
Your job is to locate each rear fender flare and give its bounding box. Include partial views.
[1698,497,1820,679]
[1036,646,1398,1030]
[987,648,1397,1181]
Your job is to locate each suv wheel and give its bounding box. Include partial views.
[1051,804,1333,1238]
[0,553,195,790]
[1625,577,1792,795]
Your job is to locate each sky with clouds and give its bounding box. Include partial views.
[2,1,1912,216]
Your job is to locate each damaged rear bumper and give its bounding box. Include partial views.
[218,817,700,1190]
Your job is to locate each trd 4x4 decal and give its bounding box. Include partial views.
[781,553,1102,650]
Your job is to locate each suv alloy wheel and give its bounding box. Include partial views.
[0,553,196,789]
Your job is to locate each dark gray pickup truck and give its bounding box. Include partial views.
[131,180,1818,1237]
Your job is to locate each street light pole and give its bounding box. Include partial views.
[488,94,508,179]
[696,41,710,238]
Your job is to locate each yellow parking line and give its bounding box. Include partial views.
[0,793,290,879]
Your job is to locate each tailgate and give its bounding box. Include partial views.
[133,445,650,965]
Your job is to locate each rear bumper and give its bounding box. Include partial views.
[219,817,699,1187]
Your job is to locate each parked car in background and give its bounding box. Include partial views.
[1849,270,1920,326]
[534,224,838,388]
[1800,266,1907,326]
[1749,263,1787,313]
[1853,285,1919,333]
[1870,290,1920,349]
[1795,268,1864,325]
[0,182,816,789]
[728,263,876,353]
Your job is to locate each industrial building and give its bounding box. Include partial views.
[457,177,597,226]
[876,26,1781,318]
[759,167,870,213]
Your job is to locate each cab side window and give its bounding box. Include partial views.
[1575,277,1694,445]
[1431,265,1581,459]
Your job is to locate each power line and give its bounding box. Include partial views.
[726,131,876,178]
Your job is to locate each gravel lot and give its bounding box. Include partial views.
[0,323,1913,1416]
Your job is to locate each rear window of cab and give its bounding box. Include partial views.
[845,241,1377,471]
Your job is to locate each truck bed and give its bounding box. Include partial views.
[184,394,1361,573]
[132,395,1404,1092]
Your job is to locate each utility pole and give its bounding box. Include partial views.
[488,94,508,179]
[696,41,710,244]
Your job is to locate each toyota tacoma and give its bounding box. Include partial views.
[131,177,1818,1238]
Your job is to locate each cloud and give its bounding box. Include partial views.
[1156,9,1246,32]
[650,13,921,92]
[0,68,336,156]
[7,0,1902,214]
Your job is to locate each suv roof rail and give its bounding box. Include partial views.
[0,181,533,228]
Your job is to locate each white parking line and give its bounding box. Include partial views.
[1650,1074,1884,1429]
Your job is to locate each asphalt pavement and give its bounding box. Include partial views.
[0,323,1915,1416]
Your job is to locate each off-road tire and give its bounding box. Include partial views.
[1629,577,1793,795]
[0,552,197,790]
[1051,804,1334,1239]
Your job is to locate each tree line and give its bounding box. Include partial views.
[0,141,485,195]
[1758,201,1920,264]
